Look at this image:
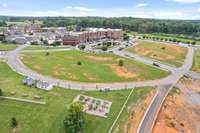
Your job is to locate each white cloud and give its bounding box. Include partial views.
[136,3,148,7]
[0,6,199,19]
[1,3,7,7]
[33,10,58,15]
[65,6,95,12]
[166,0,200,3]
[74,7,94,12]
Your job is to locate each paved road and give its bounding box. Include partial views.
[185,70,200,80]
[21,48,75,53]
[1,43,194,90]
[137,85,172,133]
[114,50,176,72]
[136,46,194,133]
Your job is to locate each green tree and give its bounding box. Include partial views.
[123,33,129,41]
[102,46,108,51]
[0,89,2,96]
[11,117,18,128]
[64,102,85,133]
[192,41,196,45]
[46,52,50,56]
[78,45,86,50]
[77,61,82,66]
[118,59,124,67]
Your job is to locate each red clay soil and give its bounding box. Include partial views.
[124,90,155,133]
[153,87,200,133]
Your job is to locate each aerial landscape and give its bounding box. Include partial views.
[0,0,200,133]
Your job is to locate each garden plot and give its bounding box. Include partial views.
[74,95,112,118]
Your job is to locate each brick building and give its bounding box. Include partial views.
[63,28,123,45]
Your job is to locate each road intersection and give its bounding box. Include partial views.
[0,40,199,133]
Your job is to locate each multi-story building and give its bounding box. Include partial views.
[63,28,123,45]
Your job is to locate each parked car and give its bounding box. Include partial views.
[153,62,160,67]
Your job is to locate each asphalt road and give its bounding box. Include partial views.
[1,41,197,133]
[1,43,194,90]
[136,47,194,133]
[137,85,172,133]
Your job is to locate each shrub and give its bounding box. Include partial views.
[192,41,196,45]
[0,89,2,96]
[77,61,82,66]
[11,117,18,128]
[118,59,124,67]
[45,52,50,56]
[101,46,108,51]
[78,45,86,50]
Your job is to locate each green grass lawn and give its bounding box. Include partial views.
[0,43,18,51]
[0,61,152,133]
[21,50,169,83]
[192,49,200,73]
[127,40,187,67]
[23,45,72,51]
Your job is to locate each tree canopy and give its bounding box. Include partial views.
[63,102,85,133]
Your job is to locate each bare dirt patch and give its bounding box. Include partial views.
[124,90,155,133]
[53,67,78,80]
[109,64,137,79]
[33,65,41,70]
[133,47,175,61]
[165,44,185,54]
[153,87,200,133]
[86,55,113,61]
[83,73,96,81]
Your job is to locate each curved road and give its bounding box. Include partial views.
[0,43,194,90]
[0,42,197,133]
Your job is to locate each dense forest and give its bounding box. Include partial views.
[0,16,200,36]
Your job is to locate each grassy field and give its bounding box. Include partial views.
[23,45,72,51]
[21,50,169,83]
[192,49,200,73]
[0,43,18,51]
[127,40,187,67]
[0,61,152,133]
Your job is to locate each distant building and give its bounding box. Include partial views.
[63,28,123,45]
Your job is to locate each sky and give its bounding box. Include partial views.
[0,0,200,20]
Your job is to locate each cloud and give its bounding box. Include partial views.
[0,6,199,19]
[33,10,58,15]
[65,6,95,12]
[136,3,148,7]
[166,0,200,3]
[1,3,7,7]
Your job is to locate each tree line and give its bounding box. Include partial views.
[1,16,200,35]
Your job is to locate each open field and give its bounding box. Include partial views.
[0,61,152,133]
[127,40,187,67]
[0,43,18,51]
[23,45,72,51]
[21,50,169,83]
[192,49,200,73]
